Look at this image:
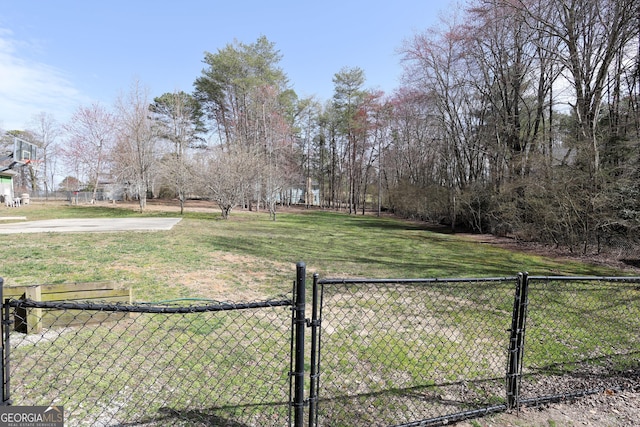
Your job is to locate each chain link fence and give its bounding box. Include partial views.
[312,278,517,426]
[520,276,640,404]
[310,274,640,427]
[3,297,294,426]
[2,270,639,427]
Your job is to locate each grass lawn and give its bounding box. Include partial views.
[1,200,628,302]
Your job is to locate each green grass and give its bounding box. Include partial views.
[2,201,625,298]
[186,209,619,279]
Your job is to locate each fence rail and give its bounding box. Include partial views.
[1,268,639,426]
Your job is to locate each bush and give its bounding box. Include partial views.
[387,181,449,222]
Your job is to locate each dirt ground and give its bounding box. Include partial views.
[460,232,640,276]
[118,200,640,426]
[456,390,640,426]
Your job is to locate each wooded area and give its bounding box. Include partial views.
[1,0,638,254]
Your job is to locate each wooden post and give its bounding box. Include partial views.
[24,286,42,334]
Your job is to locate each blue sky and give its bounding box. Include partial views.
[0,1,452,131]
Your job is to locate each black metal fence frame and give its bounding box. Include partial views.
[518,275,640,407]
[2,266,639,426]
[306,269,640,427]
[308,274,519,427]
[1,278,9,407]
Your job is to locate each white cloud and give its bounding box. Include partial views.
[0,28,89,131]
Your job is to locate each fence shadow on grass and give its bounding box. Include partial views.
[138,401,292,427]
[121,409,249,427]
[316,376,508,408]
[529,352,640,377]
[121,404,292,427]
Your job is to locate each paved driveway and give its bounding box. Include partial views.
[0,218,182,234]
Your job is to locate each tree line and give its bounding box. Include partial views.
[2,0,638,254]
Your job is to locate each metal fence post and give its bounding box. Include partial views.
[506,272,529,409]
[0,278,4,405]
[0,278,11,406]
[308,273,320,427]
[293,262,306,427]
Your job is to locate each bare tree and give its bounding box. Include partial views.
[254,85,298,220]
[150,91,206,214]
[62,103,115,201]
[199,145,257,219]
[514,0,640,251]
[28,112,60,198]
[518,0,638,175]
[114,80,158,211]
[401,17,488,230]
[384,88,444,220]
[292,97,322,208]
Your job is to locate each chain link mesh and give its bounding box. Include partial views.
[521,278,640,402]
[6,298,293,426]
[4,275,639,427]
[314,279,516,426]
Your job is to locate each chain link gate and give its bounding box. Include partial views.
[518,275,640,408]
[307,274,517,426]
